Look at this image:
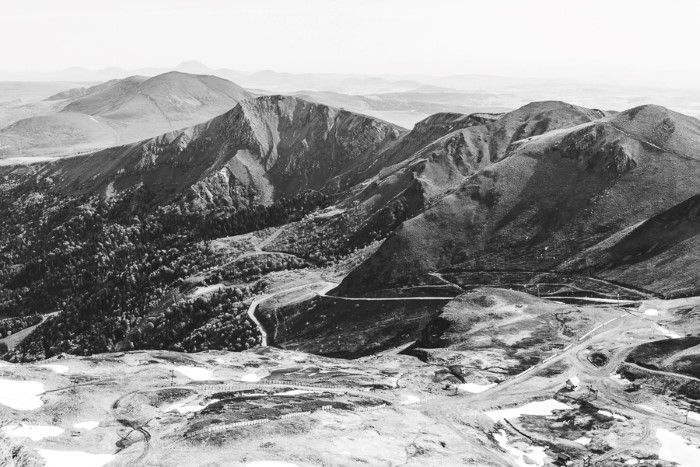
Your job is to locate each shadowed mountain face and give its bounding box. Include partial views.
[0,72,253,158]
[336,104,700,298]
[7,95,404,209]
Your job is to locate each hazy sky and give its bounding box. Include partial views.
[2,0,699,86]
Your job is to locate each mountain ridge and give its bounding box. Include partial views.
[335,104,700,298]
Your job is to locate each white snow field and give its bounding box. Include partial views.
[38,449,117,467]
[173,366,213,380]
[241,373,262,382]
[40,364,69,374]
[247,462,300,467]
[656,428,700,466]
[493,429,550,467]
[598,410,626,420]
[165,399,220,414]
[2,424,63,441]
[0,379,45,410]
[73,421,99,430]
[458,382,497,393]
[486,399,572,421]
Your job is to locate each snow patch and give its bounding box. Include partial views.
[688,411,700,422]
[241,373,262,382]
[486,399,572,421]
[38,449,116,467]
[624,459,639,465]
[644,308,658,316]
[247,462,300,467]
[0,379,45,410]
[165,399,220,414]
[174,366,213,380]
[276,390,316,396]
[493,429,550,467]
[73,421,99,430]
[2,424,63,441]
[458,382,497,393]
[598,410,627,420]
[656,428,700,467]
[611,374,631,385]
[658,326,681,339]
[636,404,656,412]
[40,364,69,374]
[575,437,591,446]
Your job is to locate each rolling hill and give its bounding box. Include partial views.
[0,72,253,159]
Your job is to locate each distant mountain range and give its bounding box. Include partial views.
[0,72,252,158]
[3,61,700,150]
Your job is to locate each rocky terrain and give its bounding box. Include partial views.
[2,291,700,466]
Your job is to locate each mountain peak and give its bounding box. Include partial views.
[174,60,212,74]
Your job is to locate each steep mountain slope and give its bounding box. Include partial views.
[561,193,700,297]
[341,101,605,203]
[337,105,700,297]
[0,72,253,159]
[262,102,609,265]
[8,95,404,209]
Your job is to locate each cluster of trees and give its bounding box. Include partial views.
[0,182,332,362]
[0,165,415,362]
[132,284,265,352]
[266,197,415,265]
[194,190,331,239]
[217,254,309,283]
[0,314,42,338]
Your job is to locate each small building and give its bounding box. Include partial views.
[565,377,580,391]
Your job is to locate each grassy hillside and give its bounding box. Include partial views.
[337,105,700,297]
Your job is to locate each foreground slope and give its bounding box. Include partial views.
[338,105,700,297]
